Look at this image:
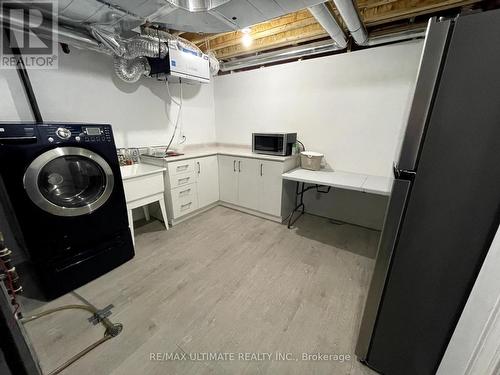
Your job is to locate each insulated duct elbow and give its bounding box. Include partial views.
[114,56,151,83]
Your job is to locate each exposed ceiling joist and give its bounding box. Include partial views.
[182,0,486,61]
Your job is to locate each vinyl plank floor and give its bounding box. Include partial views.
[20,206,380,375]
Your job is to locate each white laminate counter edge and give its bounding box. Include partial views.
[140,148,298,164]
[120,164,166,180]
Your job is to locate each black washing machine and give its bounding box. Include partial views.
[0,123,134,299]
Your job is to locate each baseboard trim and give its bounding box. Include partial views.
[219,202,283,223]
[169,203,219,226]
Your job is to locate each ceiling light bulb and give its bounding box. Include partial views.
[241,27,251,34]
[241,33,252,47]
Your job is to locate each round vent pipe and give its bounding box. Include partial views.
[308,3,348,49]
[332,0,368,45]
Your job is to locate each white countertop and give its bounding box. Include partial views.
[141,145,298,163]
[120,163,166,180]
[282,168,393,196]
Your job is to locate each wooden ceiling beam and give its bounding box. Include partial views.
[215,23,327,59]
[361,0,483,25]
[181,0,485,60]
[189,9,313,46]
[207,17,320,52]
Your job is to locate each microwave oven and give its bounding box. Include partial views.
[252,133,297,156]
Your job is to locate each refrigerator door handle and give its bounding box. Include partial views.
[393,163,417,181]
[355,178,412,360]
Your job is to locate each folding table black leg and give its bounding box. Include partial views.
[287,181,306,229]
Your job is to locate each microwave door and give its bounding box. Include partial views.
[255,136,283,154]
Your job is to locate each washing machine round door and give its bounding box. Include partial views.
[23,147,115,217]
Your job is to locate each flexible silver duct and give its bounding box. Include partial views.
[332,0,368,45]
[113,56,151,82]
[91,28,168,82]
[89,26,125,56]
[308,3,347,49]
[123,37,169,59]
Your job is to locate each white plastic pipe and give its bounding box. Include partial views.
[332,0,368,45]
[308,3,348,49]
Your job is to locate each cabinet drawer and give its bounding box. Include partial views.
[123,173,163,203]
[169,171,196,188]
[171,184,196,201]
[167,160,195,176]
[171,184,198,218]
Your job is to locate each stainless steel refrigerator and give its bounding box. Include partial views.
[356,9,500,375]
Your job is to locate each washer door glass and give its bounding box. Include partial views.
[38,156,106,208]
[24,147,115,217]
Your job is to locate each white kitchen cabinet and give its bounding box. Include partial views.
[195,155,219,208]
[143,155,220,225]
[258,160,284,216]
[142,151,298,225]
[218,155,238,205]
[236,158,260,210]
[218,155,293,220]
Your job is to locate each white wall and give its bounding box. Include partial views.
[15,45,217,148]
[213,41,423,229]
[0,41,423,233]
[214,40,423,178]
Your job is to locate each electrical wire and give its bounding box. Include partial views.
[0,257,20,317]
[296,140,306,152]
[165,79,183,152]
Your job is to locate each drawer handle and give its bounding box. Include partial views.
[178,177,190,184]
[180,202,192,210]
[179,188,191,196]
[176,164,189,171]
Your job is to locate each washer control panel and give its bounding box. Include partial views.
[56,127,72,139]
[40,124,112,144]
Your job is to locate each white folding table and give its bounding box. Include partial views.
[281,168,393,228]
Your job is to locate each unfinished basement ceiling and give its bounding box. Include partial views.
[32,0,326,33]
[17,0,490,70]
[181,0,486,61]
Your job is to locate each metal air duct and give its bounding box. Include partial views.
[165,0,231,12]
[332,0,368,45]
[220,39,344,72]
[220,27,425,72]
[308,3,348,49]
[366,28,427,46]
[0,10,102,52]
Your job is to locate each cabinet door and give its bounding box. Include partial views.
[259,160,284,216]
[237,158,260,210]
[218,155,238,205]
[196,155,219,208]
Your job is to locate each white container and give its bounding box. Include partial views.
[300,151,323,171]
